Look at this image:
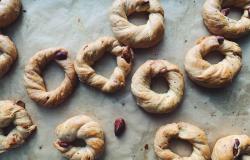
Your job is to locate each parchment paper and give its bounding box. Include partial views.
[1,0,250,159]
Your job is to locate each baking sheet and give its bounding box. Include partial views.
[1,0,250,159]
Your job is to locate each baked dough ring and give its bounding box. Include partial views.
[24,47,77,107]
[212,135,250,160]
[184,36,242,88]
[0,34,17,77]
[154,122,211,160]
[0,0,21,28]
[203,0,250,38]
[131,60,184,114]
[110,0,165,48]
[0,100,36,154]
[54,115,105,160]
[74,37,134,93]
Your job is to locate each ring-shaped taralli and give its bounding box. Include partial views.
[154,122,211,160]
[131,60,184,114]
[74,37,134,93]
[54,115,105,160]
[0,100,36,154]
[184,36,242,88]
[110,0,165,48]
[203,0,250,38]
[0,0,21,28]
[24,47,77,107]
[0,34,17,77]
[212,135,250,160]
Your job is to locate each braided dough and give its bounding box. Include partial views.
[24,48,77,107]
[0,100,36,154]
[203,0,250,38]
[110,0,165,48]
[154,122,211,160]
[54,115,105,160]
[212,135,250,160]
[0,0,21,28]
[131,60,184,114]
[0,34,17,78]
[74,37,134,93]
[184,36,242,88]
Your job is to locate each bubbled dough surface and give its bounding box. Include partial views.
[1,0,250,160]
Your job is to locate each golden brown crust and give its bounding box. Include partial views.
[0,100,36,154]
[54,115,105,160]
[110,0,165,48]
[24,47,77,107]
[212,135,250,160]
[131,60,184,114]
[184,36,242,88]
[154,122,211,160]
[202,0,250,38]
[74,37,134,93]
[0,34,17,77]
[0,0,21,28]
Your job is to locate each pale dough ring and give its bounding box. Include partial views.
[203,0,250,38]
[24,47,77,107]
[110,0,165,48]
[74,37,134,93]
[184,36,242,88]
[154,122,211,160]
[131,60,184,114]
[0,34,17,78]
[0,100,36,154]
[54,115,105,160]
[0,0,21,28]
[212,135,250,160]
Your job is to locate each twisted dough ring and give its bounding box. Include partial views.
[54,115,105,160]
[74,37,134,93]
[131,60,184,114]
[0,34,17,77]
[203,0,250,38]
[184,36,242,88]
[0,100,36,154]
[24,48,77,107]
[110,0,165,48]
[0,0,21,28]
[154,122,211,160]
[212,135,250,160]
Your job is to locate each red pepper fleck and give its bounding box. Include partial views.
[114,118,126,137]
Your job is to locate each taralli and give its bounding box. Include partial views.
[0,34,17,77]
[131,60,184,114]
[54,115,105,160]
[212,135,250,160]
[74,37,134,93]
[203,0,250,38]
[154,122,211,160]
[24,47,77,107]
[0,0,21,28]
[0,100,36,154]
[110,0,165,48]
[184,36,242,88]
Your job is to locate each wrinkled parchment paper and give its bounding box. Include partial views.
[1,0,250,159]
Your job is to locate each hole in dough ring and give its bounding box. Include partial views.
[0,0,21,28]
[24,47,77,107]
[0,100,36,154]
[110,0,165,48]
[54,115,105,160]
[212,135,250,160]
[184,36,242,88]
[74,37,134,93]
[0,34,17,77]
[131,60,184,114]
[154,122,211,160]
[202,0,250,38]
